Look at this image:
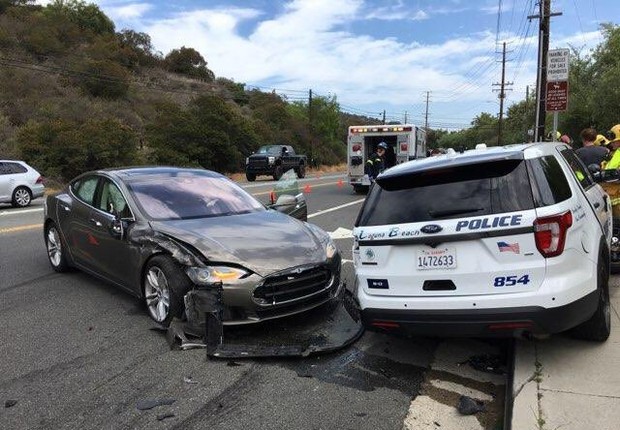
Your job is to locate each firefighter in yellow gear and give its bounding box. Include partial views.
[603,124,620,170]
[600,125,620,217]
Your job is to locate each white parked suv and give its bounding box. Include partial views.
[353,143,612,341]
[0,160,45,207]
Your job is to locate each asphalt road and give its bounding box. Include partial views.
[0,174,508,430]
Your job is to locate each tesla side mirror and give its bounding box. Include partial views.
[110,212,124,238]
[270,193,307,221]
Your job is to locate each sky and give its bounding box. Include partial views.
[38,0,619,129]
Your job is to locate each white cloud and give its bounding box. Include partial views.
[106,3,152,21]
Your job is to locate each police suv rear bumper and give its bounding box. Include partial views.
[360,289,599,337]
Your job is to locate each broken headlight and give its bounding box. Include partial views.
[325,239,337,259]
[186,266,248,286]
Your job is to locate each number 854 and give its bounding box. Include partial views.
[493,275,530,287]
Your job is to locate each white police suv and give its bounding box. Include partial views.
[353,143,612,341]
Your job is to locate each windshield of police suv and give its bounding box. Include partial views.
[357,159,535,226]
[127,170,265,221]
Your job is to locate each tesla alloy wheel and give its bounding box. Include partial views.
[46,223,69,272]
[143,255,191,326]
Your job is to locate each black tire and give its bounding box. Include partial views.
[610,217,620,274]
[353,185,368,194]
[296,164,306,179]
[246,172,256,182]
[12,186,32,208]
[143,255,192,327]
[273,165,283,181]
[571,253,611,342]
[45,222,70,273]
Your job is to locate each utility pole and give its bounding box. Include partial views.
[424,91,430,132]
[404,111,408,124]
[525,85,530,141]
[492,42,513,146]
[381,110,386,124]
[529,0,562,142]
[308,89,313,166]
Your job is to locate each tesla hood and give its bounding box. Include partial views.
[150,210,328,276]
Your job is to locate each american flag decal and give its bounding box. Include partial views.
[497,241,520,254]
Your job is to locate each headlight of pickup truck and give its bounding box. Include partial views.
[186,266,249,286]
[268,156,275,165]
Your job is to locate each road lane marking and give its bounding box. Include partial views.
[328,227,353,239]
[241,174,345,188]
[0,207,43,216]
[308,199,365,219]
[0,223,43,234]
[250,180,344,196]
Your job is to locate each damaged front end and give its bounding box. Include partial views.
[165,283,363,358]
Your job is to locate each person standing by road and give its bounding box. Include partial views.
[576,128,609,167]
[604,124,620,169]
[365,142,387,179]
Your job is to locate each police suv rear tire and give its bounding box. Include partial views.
[571,253,611,342]
[246,172,256,182]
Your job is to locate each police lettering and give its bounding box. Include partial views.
[455,215,522,232]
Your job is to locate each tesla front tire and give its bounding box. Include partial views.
[12,186,32,207]
[143,255,192,326]
[45,222,70,272]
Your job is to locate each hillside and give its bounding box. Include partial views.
[0,0,379,181]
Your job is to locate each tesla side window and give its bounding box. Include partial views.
[98,179,132,218]
[71,176,99,206]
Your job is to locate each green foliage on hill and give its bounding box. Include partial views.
[0,1,361,181]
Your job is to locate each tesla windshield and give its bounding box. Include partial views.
[127,172,265,220]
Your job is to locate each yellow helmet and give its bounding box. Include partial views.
[607,124,620,143]
[546,130,561,141]
[594,134,610,146]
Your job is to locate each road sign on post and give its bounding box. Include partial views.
[547,48,570,82]
[546,81,568,112]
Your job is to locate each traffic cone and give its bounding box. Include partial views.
[303,184,312,193]
[337,179,343,188]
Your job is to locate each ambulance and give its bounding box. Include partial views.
[347,124,427,193]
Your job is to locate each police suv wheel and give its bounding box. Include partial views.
[571,253,611,342]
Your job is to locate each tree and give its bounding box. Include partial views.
[146,95,258,172]
[164,47,215,81]
[44,0,114,36]
[76,59,130,99]
[117,29,159,68]
[17,118,139,180]
[0,0,35,13]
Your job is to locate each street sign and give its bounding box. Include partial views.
[546,81,568,112]
[547,48,570,82]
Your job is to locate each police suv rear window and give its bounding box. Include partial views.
[526,155,572,207]
[357,159,534,226]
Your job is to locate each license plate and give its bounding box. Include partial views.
[416,247,456,270]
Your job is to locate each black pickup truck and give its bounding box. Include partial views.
[245,145,307,181]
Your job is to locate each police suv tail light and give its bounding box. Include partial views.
[534,211,572,257]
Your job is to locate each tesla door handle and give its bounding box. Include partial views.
[89,219,102,227]
[603,195,609,211]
